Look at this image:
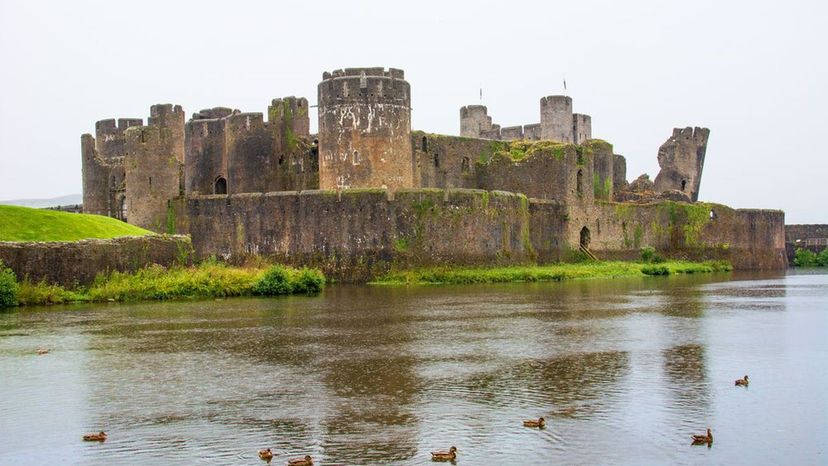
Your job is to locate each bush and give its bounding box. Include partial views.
[794,248,818,267]
[252,265,293,295]
[817,249,828,267]
[0,260,19,308]
[291,268,325,294]
[641,265,670,276]
[641,246,666,264]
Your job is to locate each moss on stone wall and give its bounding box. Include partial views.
[659,201,713,246]
[593,174,612,200]
[483,140,571,162]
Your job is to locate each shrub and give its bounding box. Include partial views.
[0,260,19,308]
[641,265,670,276]
[291,268,325,294]
[252,265,293,295]
[817,249,828,267]
[794,248,818,267]
[641,246,666,264]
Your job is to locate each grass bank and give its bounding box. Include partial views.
[3,260,325,307]
[0,205,150,242]
[371,260,732,285]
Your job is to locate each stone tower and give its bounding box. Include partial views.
[460,105,494,138]
[124,104,185,232]
[540,95,574,142]
[81,118,143,220]
[653,127,710,202]
[317,67,412,191]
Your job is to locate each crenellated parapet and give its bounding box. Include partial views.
[459,95,591,143]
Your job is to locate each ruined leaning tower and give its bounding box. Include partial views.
[317,67,413,191]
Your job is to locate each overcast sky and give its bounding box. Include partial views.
[0,0,825,222]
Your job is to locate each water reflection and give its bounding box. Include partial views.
[0,271,826,465]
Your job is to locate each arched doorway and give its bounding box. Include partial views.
[580,226,591,249]
[214,176,227,195]
[681,179,687,191]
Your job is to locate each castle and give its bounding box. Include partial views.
[81,67,787,279]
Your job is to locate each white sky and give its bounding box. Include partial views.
[0,0,825,222]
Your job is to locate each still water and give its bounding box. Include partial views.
[1,271,826,465]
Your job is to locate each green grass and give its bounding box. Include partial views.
[0,205,150,242]
[9,261,325,307]
[371,260,732,285]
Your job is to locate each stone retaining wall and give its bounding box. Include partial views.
[0,235,193,287]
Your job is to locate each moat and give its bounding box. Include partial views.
[1,271,826,465]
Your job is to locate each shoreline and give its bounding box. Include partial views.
[370,260,732,285]
[2,259,731,308]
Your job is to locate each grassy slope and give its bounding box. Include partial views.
[371,261,732,285]
[0,205,150,242]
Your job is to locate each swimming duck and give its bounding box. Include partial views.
[735,375,749,386]
[259,448,274,461]
[36,348,49,355]
[691,428,713,445]
[83,431,107,442]
[430,446,457,462]
[523,417,546,428]
[287,455,313,466]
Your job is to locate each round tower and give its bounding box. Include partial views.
[540,95,573,143]
[317,67,412,191]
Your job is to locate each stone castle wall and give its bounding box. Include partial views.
[184,98,315,197]
[566,202,787,269]
[169,189,786,281]
[172,189,533,281]
[0,235,193,287]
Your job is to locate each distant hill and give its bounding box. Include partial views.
[0,205,150,242]
[0,193,82,208]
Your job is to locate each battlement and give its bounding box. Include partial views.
[270,96,308,111]
[268,96,310,139]
[226,112,265,131]
[540,95,573,108]
[460,105,488,118]
[671,126,710,143]
[500,126,524,140]
[323,67,405,80]
[191,107,238,121]
[95,118,144,133]
[150,104,184,118]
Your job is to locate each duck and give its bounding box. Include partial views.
[36,348,49,355]
[287,455,313,466]
[430,446,457,462]
[82,431,107,442]
[691,428,713,445]
[258,448,274,461]
[735,375,749,386]
[523,417,546,428]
